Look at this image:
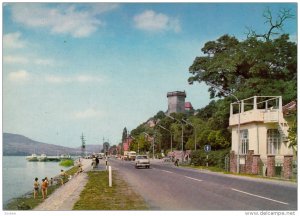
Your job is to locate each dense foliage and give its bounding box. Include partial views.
[121,9,297,166]
[59,159,74,167]
[188,34,297,104]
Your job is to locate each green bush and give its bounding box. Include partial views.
[59,159,74,167]
[191,149,230,169]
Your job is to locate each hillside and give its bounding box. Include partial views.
[3,133,102,156]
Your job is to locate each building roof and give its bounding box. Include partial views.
[185,102,193,109]
[167,91,186,98]
[283,100,297,115]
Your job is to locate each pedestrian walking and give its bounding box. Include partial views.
[95,156,99,168]
[33,177,39,199]
[174,158,179,166]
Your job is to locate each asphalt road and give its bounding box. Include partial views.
[108,158,297,210]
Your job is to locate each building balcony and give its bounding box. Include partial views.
[229,96,283,126]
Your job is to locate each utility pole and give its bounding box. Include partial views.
[80,133,86,157]
[167,115,184,162]
[182,119,197,151]
[206,81,241,173]
[158,125,173,153]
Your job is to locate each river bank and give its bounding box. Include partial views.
[3,156,76,204]
[3,158,84,210]
[5,158,149,211]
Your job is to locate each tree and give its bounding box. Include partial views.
[188,34,296,103]
[246,8,294,42]
[122,127,127,142]
[188,9,296,104]
[288,113,297,154]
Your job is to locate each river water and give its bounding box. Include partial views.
[2,156,72,205]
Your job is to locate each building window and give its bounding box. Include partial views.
[240,130,249,155]
[267,129,281,155]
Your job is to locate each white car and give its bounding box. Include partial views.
[135,155,150,169]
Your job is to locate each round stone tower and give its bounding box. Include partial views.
[167,91,186,114]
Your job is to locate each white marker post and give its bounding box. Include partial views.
[105,157,108,170]
[109,166,112,187]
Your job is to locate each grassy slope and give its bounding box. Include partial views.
[73,171,148,210]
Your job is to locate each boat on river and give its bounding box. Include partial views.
[60,154,71,160]
[26,154,38,161]
[38,154,47,161]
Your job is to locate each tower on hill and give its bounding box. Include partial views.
[167,91,186,114]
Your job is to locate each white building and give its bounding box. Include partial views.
[229,96,295,178]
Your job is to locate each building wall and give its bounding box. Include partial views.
[231,122,293,163]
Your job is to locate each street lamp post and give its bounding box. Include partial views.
[182,119,196,151]
[143,132,154,159]
[130,135,139,154]
[167,115,184,162]
[206,81,241,173]
[158,125,173,153]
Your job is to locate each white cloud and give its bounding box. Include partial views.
[4,55,28,64]
[133,10,181,33]
[8,70,30,82]
[4,55,54,66]
[34,58,54,66]
[45,74,103,84]
[3,32,25,49]
[10,3,118,38]
[73,108,103,119]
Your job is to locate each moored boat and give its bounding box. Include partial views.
[60,154,71,160]
[26,154,38,161]
[38,154,47,161]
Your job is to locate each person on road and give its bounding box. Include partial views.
[33,177,39,199]
[95,156,99,168]
[91,157,97,169]
[174,158,179,166]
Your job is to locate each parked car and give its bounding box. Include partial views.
[135,155,150,169]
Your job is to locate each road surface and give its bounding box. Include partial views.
[108,158,297,210]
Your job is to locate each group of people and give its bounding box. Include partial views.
[33,177,52,199]
[33,159,85,200]
[91,156,100,169]
[33,169,68,200]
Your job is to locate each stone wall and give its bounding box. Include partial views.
[230,151,237,173]
[283,155,293,179]
[252,154,261,175]
[267,155,275,177]
[229,150,294,179]
[245,150,254,174]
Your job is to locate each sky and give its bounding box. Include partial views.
[2,2,297,148]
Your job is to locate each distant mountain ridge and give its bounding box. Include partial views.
[3,133,102,156]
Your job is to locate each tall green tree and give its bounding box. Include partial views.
[188,9,296,104]
[122,127,128,142]
[188,34,296,103]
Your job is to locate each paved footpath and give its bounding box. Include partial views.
[34,158,101,211]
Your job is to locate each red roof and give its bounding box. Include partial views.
[185,102,193,109]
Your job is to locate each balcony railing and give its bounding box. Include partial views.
[229,96,283,126]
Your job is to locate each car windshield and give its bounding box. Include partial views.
[136,156,148,159]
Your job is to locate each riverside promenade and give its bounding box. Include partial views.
[34,158,103,210]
